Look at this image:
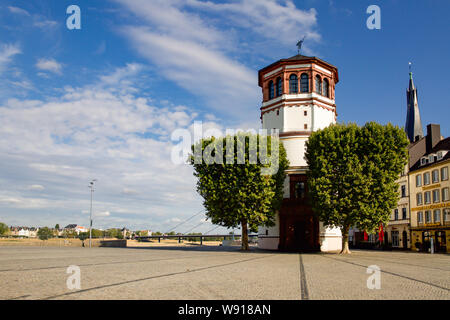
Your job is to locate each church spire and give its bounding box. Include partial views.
[405,63,423,142]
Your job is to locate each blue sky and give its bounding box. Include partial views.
[0,0,449,232]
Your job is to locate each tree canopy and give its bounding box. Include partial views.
[305,122,409,253]
[37,227,54,241]
[0,222,9,236]
[191,132,289,250]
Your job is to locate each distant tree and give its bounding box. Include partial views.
[63,229,76,238]
[0,223,9,236]
[153,231,162,236]
[78,232,88,247]
[305,122,409,254]
[37,227,54,241]
[191,133,289,250]
[55,224,60,230]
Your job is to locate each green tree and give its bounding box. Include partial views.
[55,224,60,230]
[0,222,9,236]
[37,227,54,241]
[63,229,76,238]
[305,122,409,254]
[77,232,88,247]
[191,132,289,250]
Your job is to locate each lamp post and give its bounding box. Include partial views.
[88,179,96,248]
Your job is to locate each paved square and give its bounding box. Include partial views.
[0,246,449,300]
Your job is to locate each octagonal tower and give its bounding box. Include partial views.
[257,54,342,252]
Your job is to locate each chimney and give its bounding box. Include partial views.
[426,124,441,152]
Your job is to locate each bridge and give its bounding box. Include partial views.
[135,234,259,245]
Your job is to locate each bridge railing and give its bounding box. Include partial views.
[134,234,258,245]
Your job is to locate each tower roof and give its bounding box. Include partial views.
[405,71,424,142]
[258,54,338,87]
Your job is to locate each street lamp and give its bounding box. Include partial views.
[88,179,97,248]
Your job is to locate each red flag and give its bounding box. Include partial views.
[363,230,368,241]
[379,224,384,243]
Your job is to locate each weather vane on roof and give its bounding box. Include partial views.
[296,36,306,55]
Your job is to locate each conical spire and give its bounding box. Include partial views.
[405,63,423,142]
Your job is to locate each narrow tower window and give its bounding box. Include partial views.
[300,73,309,92]
[289,74,298,93]
[315,75,322,94]
[268,80,274,99]
[276,77,282,97]
[323,78,329,97]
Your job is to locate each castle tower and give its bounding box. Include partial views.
[405,69,424,143]
[257,52,342,252]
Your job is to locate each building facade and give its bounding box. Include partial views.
[385,165,411,249]
[409,126,450,253]
[256,53,342,252]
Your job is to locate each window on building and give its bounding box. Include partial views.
[429,155,435,163]
[444,209,450,222]
[417,211,423,223]
[268,80,274,99]
[433,189,440,203]
[442,187,449,202]
[424,172,430,185]
[300,73,309,92]
[441,166,449,181]
[276,110,279,116]
[425,210,432,223]
[304,124,308,130]
[437,151,443,160]
[416,193,423,205]
[424,191,431,204]
[433,209,441,223]
[421,157,427,165]
[315,75,322,94]
[304,110,307,116]
[394,209,398,220]
[323,79,329,98]
[402,208,407,220]
[294,182,306,199]
[289,74,298,93]
[416,174,422,187]
[401,185,406,197]
[276,77,282,97]
[432,170,439,183]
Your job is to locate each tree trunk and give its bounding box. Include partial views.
[340,225,351,254]
[241,219,249,251]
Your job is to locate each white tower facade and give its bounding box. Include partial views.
[257,54,342,252]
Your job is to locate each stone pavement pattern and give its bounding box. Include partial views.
[0,246,449,300]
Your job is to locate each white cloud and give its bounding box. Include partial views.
[33,20,58,28]
[0,43,21,73]
[26,185,45,191]
[8,6,30,16]
[35,58,62,75]
[0,64,222,231]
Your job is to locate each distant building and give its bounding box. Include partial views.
[64,224,88,234]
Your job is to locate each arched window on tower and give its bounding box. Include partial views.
[300,73,309,93]
[323,78,329,98]
[315,75,322,95]
[276,77,282,97]
[289,74,298,93]
[268,80,274,99]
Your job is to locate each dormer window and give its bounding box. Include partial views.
[421,157,427,165]
[437,151,443,160]
[429,155,434,163]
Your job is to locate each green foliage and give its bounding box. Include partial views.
[190,132,289,249]
[37,227,54,241]
[63,229,77,238]
[55,224,60,230]
[106,228,123,239]
[0,222,9,236]
[305,122,409,251]
[153,231,162,236]
[78,232,88,241]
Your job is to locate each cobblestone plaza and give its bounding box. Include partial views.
[0,246,448,300]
